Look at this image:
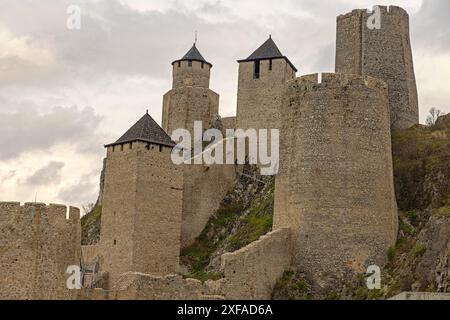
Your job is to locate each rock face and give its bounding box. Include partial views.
[368,117,450,298]
[415,215,450,292]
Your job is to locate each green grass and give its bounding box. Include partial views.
[180,177,275,282]
[81,205,102,230]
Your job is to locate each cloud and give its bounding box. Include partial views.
[57,172,98,206]
[0,106,104,160]
[25,161,65,186]
[0,0,448,208]
[412,0,450,52]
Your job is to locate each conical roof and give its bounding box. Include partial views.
[105,111,175,148]
[238,36,297,72]
[246,37,284,60]
[172,43,212,67]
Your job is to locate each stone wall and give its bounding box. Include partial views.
[0,202,80,300]
[162,87,219,137]
[274,73,398,289]
[84,228,292,300]
[99,142,183,287]
[336,6,419,130]
[217,228,292,300]
[181,164,238,248]
[172,60,211,89]
[390,292,450,300]
[221,116,237,130]
[236,58,296,131]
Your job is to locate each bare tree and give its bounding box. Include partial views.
[426,107,443,126]
[82,203,95,216]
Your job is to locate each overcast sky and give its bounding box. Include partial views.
[0,0,448,210]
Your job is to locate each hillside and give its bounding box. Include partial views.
[81,115,450,299]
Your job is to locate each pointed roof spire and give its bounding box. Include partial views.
[105,111,175,148]
[172,42,213,67]
[238,36,297,72]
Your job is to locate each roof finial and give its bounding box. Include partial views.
[269,34,272,39]
[194,30,198,46]
[146,109,149,115]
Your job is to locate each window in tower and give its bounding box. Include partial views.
[201,62,204,69]
[269,59,273,71]
[254,60,260,79]
[188,60,192,67]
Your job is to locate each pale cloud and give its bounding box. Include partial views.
[25,161,65,186]
[0,0,448,208]
[0,106,104,160]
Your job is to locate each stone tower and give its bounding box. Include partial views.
[162,43,219,136]
[236,36,297,131]
[335,6,419,130]
[274,73,398,288]
[99,112,183,286]
[161,44,236,250]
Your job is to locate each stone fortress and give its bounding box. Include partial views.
[0,5,418,300]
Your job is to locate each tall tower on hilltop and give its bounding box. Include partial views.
[99,112,183,286]
[274,73,398,289]
[335,6,419,130]
[236,36,297,131]
[162,43,219,136]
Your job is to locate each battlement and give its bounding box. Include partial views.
[288,73,387,93]
[0,201,81,299]
[337,5,408,20]
[0,201,80,224]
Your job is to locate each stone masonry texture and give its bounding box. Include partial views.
[0,202,80,300]
[274,73,398,289]
[335,5,419,130]
[237,59,296,131]
[99,142,183,286]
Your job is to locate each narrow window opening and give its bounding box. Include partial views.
[114,240,117,245]
[201,62,204,69]
[188,60,192,67]
[159,145,163,152]
[269,59,273,71]
[254,60,260,79]
[112,146,115,152]
[129,142,132,150]
[178,61,181,67]
[120,144,124,151]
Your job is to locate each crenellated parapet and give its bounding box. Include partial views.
[0,202,81,300]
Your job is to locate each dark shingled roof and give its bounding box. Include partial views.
[237,36,298,72]
[172,43,212,67]
[105,111,175,148]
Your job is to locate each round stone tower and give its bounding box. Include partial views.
[274,73,398,288]
[162,43,219,136]
[172,43,212,89]
[335,6,419,130]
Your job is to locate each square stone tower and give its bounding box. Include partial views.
[99,112,183,286]
[236,36,297,131]
[335,6,419,130]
